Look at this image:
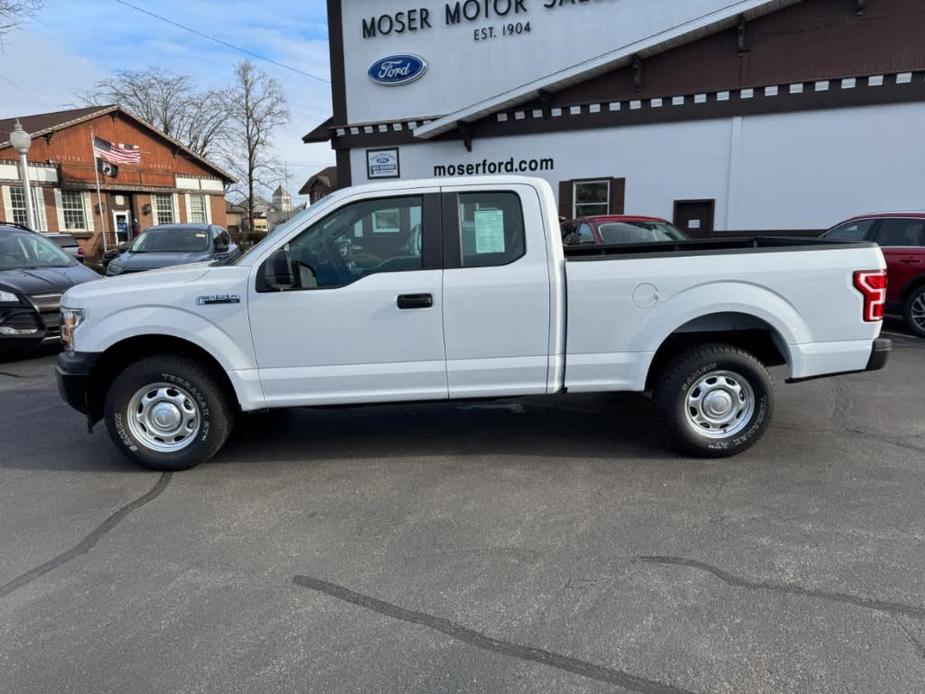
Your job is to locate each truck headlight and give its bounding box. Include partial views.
[0,289,20,304]
[60,307,85,352]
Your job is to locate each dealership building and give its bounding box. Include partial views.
[305,0,925,235]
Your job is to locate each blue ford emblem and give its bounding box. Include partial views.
[368,54,427,86]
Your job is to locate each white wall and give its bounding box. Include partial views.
[350,102,925,230]
[342,0,761,123]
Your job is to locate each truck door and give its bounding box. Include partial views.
[248,190,448,406]
[440,184,552,398]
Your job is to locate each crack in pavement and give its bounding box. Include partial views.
[0,473,172,599]
[636,556,925,620]
[895,618,925,659]
[293,574,697,694]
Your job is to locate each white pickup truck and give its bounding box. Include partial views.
[57,176,890,470]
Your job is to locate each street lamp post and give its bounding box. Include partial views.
[9,120,37,231]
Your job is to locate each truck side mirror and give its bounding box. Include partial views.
[264,248,295,290]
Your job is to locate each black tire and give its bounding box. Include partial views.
[104,354,234,471]
[903,285,925,338]
[654,343,773,458]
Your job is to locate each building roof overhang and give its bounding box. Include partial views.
[413,0,803,140]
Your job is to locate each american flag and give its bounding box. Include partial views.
[93,136,141,165]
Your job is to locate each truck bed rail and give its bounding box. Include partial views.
[564,236,873,260]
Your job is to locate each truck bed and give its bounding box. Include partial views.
[564,236,873,260]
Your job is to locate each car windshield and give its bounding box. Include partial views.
[0,230,73,269]
[131,227,210,253]
[597,221,687,244]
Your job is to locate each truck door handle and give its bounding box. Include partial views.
[900,258,920,264]
[397,293,433,309]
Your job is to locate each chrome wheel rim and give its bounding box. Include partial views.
[127,382,201,453]
[911,294,925,332]
[685,370,755,440]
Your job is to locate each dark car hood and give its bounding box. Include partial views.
[114,251,211,271]
[0,264,100,296]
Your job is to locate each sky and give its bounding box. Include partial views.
[0,0,335,201]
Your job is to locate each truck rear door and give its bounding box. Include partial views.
[440,184,552,397]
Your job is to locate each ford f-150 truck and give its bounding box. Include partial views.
[56,177,891,470]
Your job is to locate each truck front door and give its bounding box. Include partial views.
[248,190,448,406]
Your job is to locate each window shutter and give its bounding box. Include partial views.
[184,193,192,223]
[83,192,94,231]
[204,195,212,224]
[609,178,626,215]
[53,189,65,231]
[172,194,181,224]
[558,180,573,219]
[1,186,12,221]
[151,196,159,225]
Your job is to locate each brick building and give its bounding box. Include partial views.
[0,105,234,257]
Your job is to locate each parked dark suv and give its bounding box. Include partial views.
[0,223,100,351]
[106,224,238,276]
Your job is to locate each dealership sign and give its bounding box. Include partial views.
[367,148,401,178]
[368,54,428,86]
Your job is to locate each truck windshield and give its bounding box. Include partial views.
[0,230,73,269]
[131,227,210,253]
[598,222,686,244]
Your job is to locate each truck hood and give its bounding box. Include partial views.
[62,263,213,306]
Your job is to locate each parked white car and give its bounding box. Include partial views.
[57,176,890,470]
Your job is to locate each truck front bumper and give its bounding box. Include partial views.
[56,351,99,416]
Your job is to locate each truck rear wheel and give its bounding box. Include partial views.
[654,343,773,458]
[104,354,234,471]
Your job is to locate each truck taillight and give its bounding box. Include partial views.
[853,270,887,322]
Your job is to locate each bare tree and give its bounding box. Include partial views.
[224,61,289,235]
[0,0,42,38]
[85,68,230,158]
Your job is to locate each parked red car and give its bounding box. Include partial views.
[561,215,687,246]
[824,213,925,337]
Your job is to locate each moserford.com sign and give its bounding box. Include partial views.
[433,156,554,176]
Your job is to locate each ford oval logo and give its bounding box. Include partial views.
[368,54,427,86]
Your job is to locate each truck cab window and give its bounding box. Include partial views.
[456,192,525,268]
[287,196,423,288]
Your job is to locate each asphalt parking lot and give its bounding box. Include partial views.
[1,323,923,694]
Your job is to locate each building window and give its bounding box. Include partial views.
[61,191,87,230]
[154,194,175,224]
[189,194,207,224]
[573,180,610,217]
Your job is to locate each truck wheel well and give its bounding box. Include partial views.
[645,313,788,391]
[87,335,237,423]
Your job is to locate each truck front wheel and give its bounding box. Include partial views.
[104,355,234,471]
[654,344,773,458]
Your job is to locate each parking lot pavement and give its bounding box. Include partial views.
[0,335,923,694]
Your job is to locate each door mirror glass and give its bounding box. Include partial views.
[264,248,294,290]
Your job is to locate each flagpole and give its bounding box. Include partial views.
[90,129,108,255]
